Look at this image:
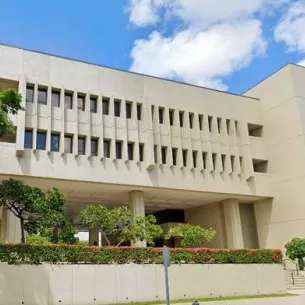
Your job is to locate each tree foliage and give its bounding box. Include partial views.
[80,205,163,246]
[165,223,216,247]
[0,89,23,137]
[285,238,305,270]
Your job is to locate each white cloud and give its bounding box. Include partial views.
[299,59,305,67]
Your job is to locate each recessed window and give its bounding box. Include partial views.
[199,114,203,131]
[52,90,60,107]
[172,148,178,166]
[64,135,73,154]
[102,97,110,115]
[248,123,263,137]
[65,92,73,109]
[26,85,34,103]
[202,152,207,169]
[51,133,60,152]
[139,143,144,161]
[179,111,184,127]
[226,119,230,135]
[253,159,268,173]
[235,121,239,135]
[208,116,213,132]
[154,145,158,163]
[217,118,222,134]
[189,113,194,129]
[114,99,121,117]
[78,136,86,155]
[128,142,134,160]
[126,101,132,119]
[24,130,33,148]
[192,150,198,168]
[90,96,97,113]
[239,156,243,170]
[230,155,235,172]
[169,109,175,126]
[91,138,98,156]
[212,153,217,170]
[159,107,164,124]
[221,154,226,171]
[182,149,188,167]
[151,105,155,120]
[78,94,85,111]
[137,103,142,120]
[161,146,167,164]
[37,131,47,150]
[103,139,111,158]
[115,141,122,159]
[38,87,47,105]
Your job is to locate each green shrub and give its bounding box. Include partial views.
[0,244,282,265]
[26,234,51,245]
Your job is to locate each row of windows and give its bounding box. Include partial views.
[26,85,142,119]
[24,130,145,160]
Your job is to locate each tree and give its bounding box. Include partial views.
[165,223,216,247]
[0,89,23,137]
[80,205,163,246]
[286,238,305,270]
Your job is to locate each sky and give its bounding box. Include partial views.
[0,0,305,94]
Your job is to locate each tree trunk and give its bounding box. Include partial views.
[20,218,25,243]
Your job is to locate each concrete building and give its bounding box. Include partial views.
[0,43,304,250]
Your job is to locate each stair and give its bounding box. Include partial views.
[285,270,305,292]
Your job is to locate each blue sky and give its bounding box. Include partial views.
[0,0,304,94]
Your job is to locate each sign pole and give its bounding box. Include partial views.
[163,246,170,305]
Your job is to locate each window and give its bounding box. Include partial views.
[217,118,221,134]
[26,85,34,103]
[64,135,73,154]
[139,143,144,161]
[212,153,217,170]
[253,159,268,173]
[51,133,60,152]
[52,90,60,107]
[221,154,226,171]
[235,121,239,135]
[103,139,111,158]
[179,111,184,127]
[128,142,134,160]
[202,152,207,169]
[169,109,175,126]
[115,141,122,159]
[230,155,235,172]
[208,116,213,132]
[159,107,164,124]
[78,136,86,155]
[102,97,110,115]
[248,124,263,137]
[192,151,198,168]
[126,101,132,119]
[199,114,203,131]
[161,146,167,164]
[189,113,194,129]
[226,119,230,134]
[65,92,73,109]
[137,103,142,120]
[37,131,47,150]
[154,145,158,163]
[78,94,85,111]
[182,149,188,167]
[114,99,121,117]
[24,130,33,148]
[239,156,243,170]
[151,105,155,120]
[172,148,178,166]
[38,87,47,105]
[91,138,98,156]
[90,96,97,113]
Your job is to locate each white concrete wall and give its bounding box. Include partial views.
[0,263,286,305]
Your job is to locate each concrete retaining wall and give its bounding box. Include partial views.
[0,263,286,305]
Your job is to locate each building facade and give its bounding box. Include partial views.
[0,44,304,250]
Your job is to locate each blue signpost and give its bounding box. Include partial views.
[162,246,171,305]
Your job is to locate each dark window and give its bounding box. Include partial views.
[212,153,217,170]
[139,143,144,161]
[151,105,155,120]
[51,133,60,152]
[103,139,111,158]
[172,148,178,166]
[127,142,134,160]
[37,131,47,150]
[221,154,226,171]
[179,111,184,127]
[64,135,73,154]
[217,118,221,134]
[126,102,132,119]
[115,141,122,159]
[26,85,34,103]
[231,155,235,171]
[169,109,175,126]
[114,100,121,117]
[202,152,207,169]
[137,103,142,120]
[161,146,167,164]
[90,96,97,113]
[189,113,194,129]
[226,119,230,134]
[235,121,239,135]
[78,137,86,155]
[24,130,33,148]
[65,92,73,109]
[253,159,268,173]
[52,90,60,107]
[192,151,198,168]
[154,145,158,163]
[199,114,203,130]
[102,97,110,115]
[91,138,98,156]
[182,149,188,167]
[159,107,164,124]
[239,156,243,170]
[248,123,263,137]
[38,87,47,105]
[78,94,85,111]
[208,116,213,132]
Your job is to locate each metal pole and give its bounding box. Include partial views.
[163,246,170,305]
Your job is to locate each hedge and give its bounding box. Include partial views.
[0,244,282,265]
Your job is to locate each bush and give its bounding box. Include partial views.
[26,234,51,245]
[0,244,282,265]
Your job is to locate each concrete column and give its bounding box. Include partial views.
[0,208,21,243]
[223,199,244,249]
[89,227,99,246]
[129,190,146,247]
